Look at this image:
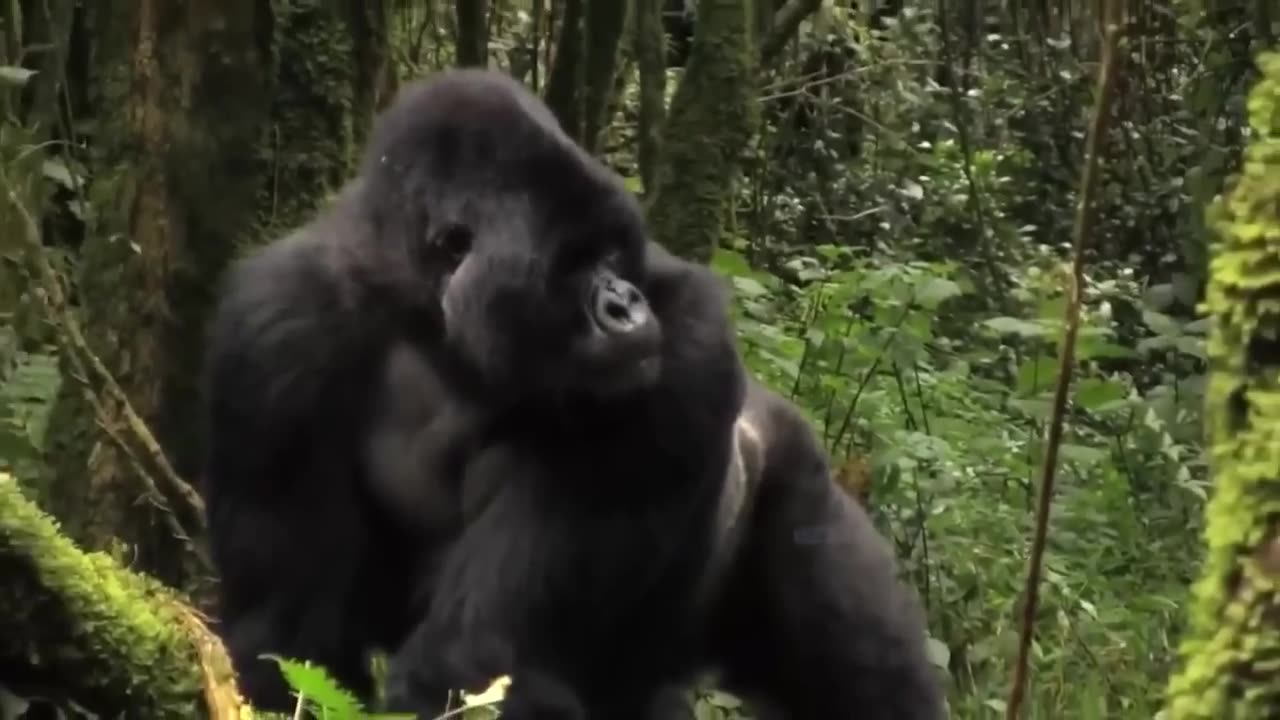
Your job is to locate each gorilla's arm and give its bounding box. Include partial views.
[385,244,748,718]
[363,341,488,536]
[713,383,945,719]
[203,226,390,708]
[382,444,576,714]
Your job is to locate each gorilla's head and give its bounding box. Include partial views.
[357,69,662,401]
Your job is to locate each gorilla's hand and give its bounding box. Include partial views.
[385,628,586,720]
[384,627,513,716]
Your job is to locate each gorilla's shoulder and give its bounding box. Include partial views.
[222,187,366,309]
[740,379,825,467]
[208,188,376,377]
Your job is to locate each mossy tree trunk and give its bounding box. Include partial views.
[580,0,630,154]
[1164,51,1280,719]
[633,0,666,194]
[646,0,757,263]
[38,0,387,594]
[544,0,586,139]
[544,0,631,151]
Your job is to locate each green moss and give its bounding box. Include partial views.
[1165,51,1280,719]
[646,0,757,263]
[256,0,365,239]
[0,474,206,717]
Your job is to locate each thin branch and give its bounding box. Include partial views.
[759,0,823,65]
[1004,3,1124,718]
[0,164,209,552]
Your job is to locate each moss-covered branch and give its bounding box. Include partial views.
[1164,50,1280,719]
[0,474,243,719]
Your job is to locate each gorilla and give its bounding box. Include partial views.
[201,69,944,719]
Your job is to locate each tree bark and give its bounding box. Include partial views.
[759,0,823,64]
[455,0,489,67]
[634,0,666,193]
[0,474,242,719]
[646,0,757,263]
[544,0,585,139]
[1164,51,1280,719]
[580,0,630,153]
[37,0,387,594]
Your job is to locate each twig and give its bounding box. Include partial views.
[1004,3,1125,718]
[759,0,824,64]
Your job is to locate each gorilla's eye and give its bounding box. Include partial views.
[560,243,596,273]
[559,242,618,276]
[433,224,473,263]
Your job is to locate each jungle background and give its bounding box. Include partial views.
[0,0,1278,718]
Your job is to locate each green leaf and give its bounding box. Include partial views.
[1009,397,1053,419]
[1077,338,1138,360]
[1016,356,1059,396]
[711,247,752,277]
[265,655,365,716]
[461,676,511,708]
[924,636,951,668]
[1181,316,1211,335]
[1137,335,1177,354]
[914,277,963,308]
[984,316,1047,338]
[1141,309,1181,336]
[1175,335,1207,360]
[731,276,769,298]
[1074,378,1128,410]
[0,66,35,87]
[702,690,744,709]
[41,158,76,189]
[1143,283,1174,310]
[1059,443,1108,467]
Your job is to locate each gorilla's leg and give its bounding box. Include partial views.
[210,462,396,711]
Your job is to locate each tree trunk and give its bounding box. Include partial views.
[38,0,387,595]
[1164,51,1280,719]
[544,0,585,139]
[580,0,630,153]
[646,0,757,263]
[634,0,666,193]
[455,0,489,67]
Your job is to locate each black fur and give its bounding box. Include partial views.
[201,69,944,719]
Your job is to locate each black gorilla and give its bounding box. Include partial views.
[202,69,944,719]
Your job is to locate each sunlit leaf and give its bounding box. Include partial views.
[0,66,35,87]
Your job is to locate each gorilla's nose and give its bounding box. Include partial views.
[592,277,650,334]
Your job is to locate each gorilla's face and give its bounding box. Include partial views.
[426,193,663,401]
[358,71,663,401]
